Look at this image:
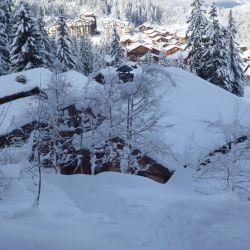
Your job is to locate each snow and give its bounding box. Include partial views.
[0,68,51,98]
[0,170,250,250]
[0,68,98,133]
[1,67,250,249]
[152,67,250,164]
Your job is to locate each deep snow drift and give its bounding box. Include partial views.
[0,169,250,250]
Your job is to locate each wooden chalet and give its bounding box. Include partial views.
[152,36,169,44]
[165,45,182,56]
[148,31,162,39]
[151,47,160,55]
[143,29,156,35]
[240,46,248,52]
[127,44,151,61]
[121,38,134,47]
[139,24,153,32]
[176,35,188,45]
[127,44,161,62]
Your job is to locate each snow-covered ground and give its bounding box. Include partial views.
[1,166,250,250]
[1,67,250,249]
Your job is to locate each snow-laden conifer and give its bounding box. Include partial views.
[77,35,94,76]
[110,27,125,67]
[0,3,10,75]
[37,8,54,69]
[227,10,245,96]
[56,9,77,72]
[186,0,208,75]
[200,3,231,91]
[10,1,45,72]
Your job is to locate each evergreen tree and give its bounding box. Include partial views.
[186,0,208,76]
[37,8,54,68]
[227,10,245,96]
[4,0,14,44]
[110,27,125,67]
[77,35,94,76]
[56,9,76,72]
[10,1,45,72]
[200,3,231,91]
[0,3,10,75]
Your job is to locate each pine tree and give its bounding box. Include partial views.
[77,35,94,76]
[227,10,245,96]
[110,27,125,67]
[200,3,231,91]
[56,9,76,72]
[186,0,208,76]
[0,3,10,75]
[4,0,14,44]
[10,2,45,72]
[37,8,54,68]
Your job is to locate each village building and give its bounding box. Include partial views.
[147,30,169,39]
[126,43,160,62]
[127,44,151,61]
[143,29,156,35]
[176,35,188,45]
[104,20,134,36]
[139,24,153,32]
[164,45,182,56]
[152,35,169,44]
[47,13,97,37]
[121,37,135,47]
[239,46,248,52]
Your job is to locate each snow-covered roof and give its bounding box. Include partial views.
[152,35,165,41]
[0,68,99,133]
[0,68,51,98]
[166,35,174,39]
[168,50,188,60]
[164,45,182,51]
[143,29,156,34]
[127,43,151,52]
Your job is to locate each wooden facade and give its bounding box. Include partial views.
[121,38,134,47]
[127,44,161,62]
[165,46,182,56]
[127,45,150,61]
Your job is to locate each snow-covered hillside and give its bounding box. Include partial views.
[144,67,250,166]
